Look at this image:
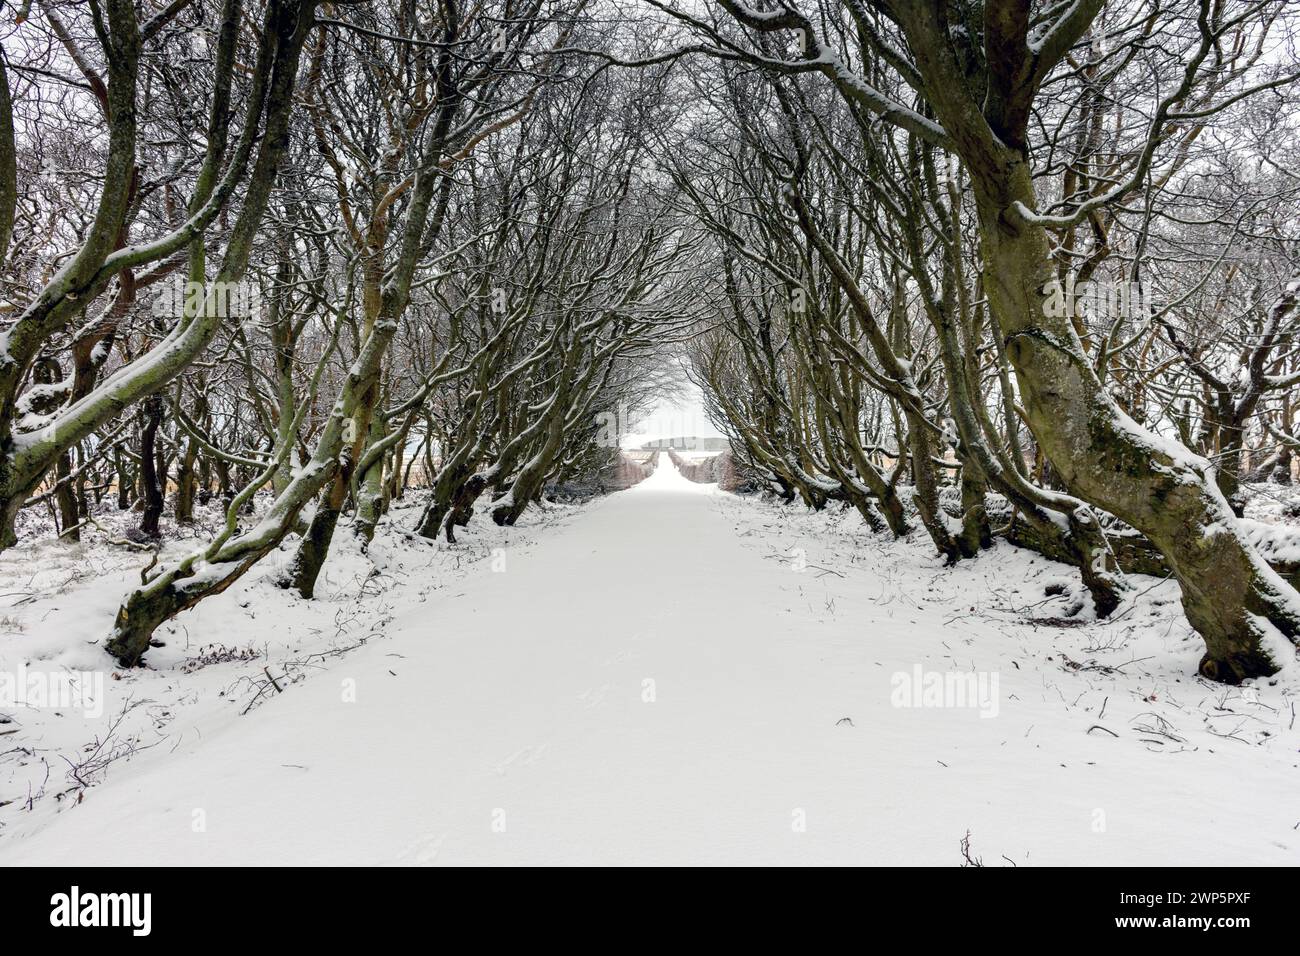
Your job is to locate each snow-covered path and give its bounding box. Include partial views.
[4,458,1297,865]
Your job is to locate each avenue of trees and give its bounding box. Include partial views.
[2,0,1299,683]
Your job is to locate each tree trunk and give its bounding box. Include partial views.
[1272,442,1293,485]
[353,414,388,545]
[978,158,1299,681]
[174,437,198,523]
[137,396,164,539]
[115,444,132,510]
[285,474,346,598]
[958,469,992,556]
[907,412,961,564]
[54,450,80,541]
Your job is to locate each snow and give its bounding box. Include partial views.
[1,459,1297,865]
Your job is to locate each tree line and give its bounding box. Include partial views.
[3,0,696,665]
[3,0,1299,684]
[656,0,1300,683]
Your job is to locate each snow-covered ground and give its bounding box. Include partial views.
[1243,478,1300,526]
[1,458,1297,865]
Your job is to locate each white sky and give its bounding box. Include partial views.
[620,379,726,448]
